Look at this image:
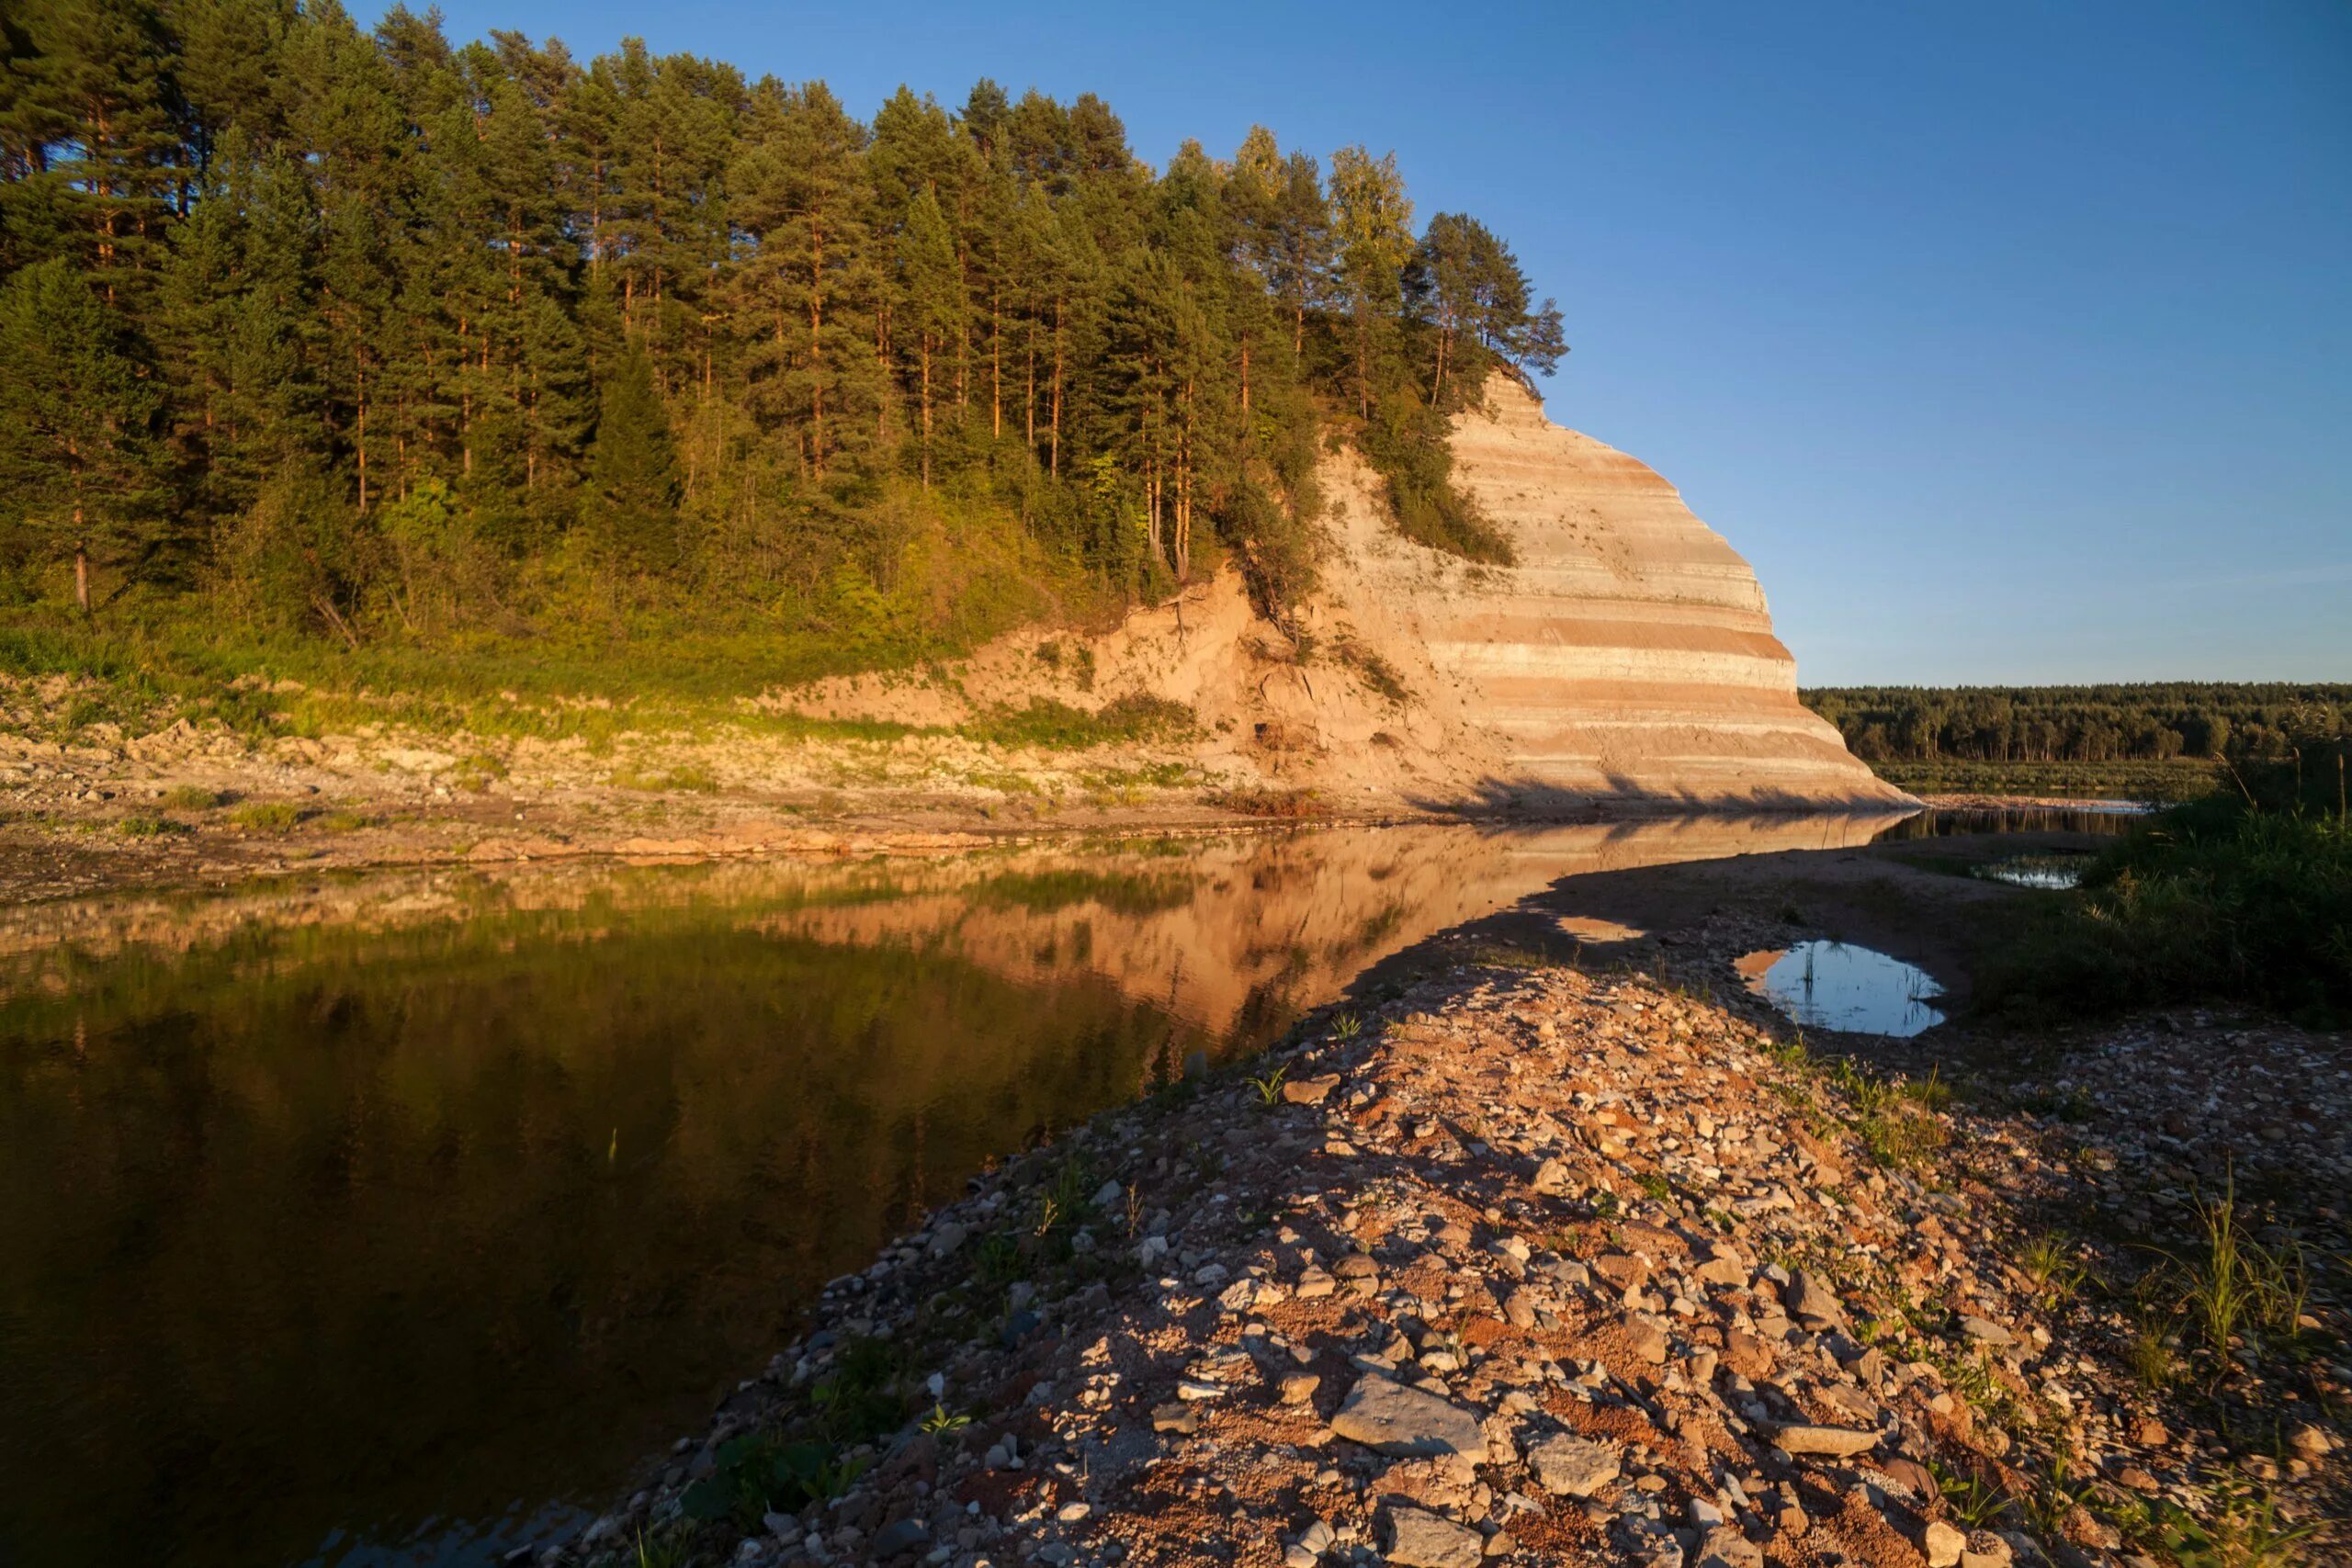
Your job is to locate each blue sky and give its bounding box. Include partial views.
[386,0,2349,684]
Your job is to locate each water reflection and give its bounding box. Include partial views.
[1736,940,1948,1036]
[1871,804,2144,840]
[1971,853,2090,890]
[0,813,1906,1568]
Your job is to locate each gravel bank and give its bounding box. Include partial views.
[555,964,2346,1568]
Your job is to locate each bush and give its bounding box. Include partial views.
[1976,786,2351,1025]
[1356,388,1512,565]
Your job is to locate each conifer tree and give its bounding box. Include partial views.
[0,258,168,608]
[587,344,680,569]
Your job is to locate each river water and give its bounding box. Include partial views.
[3,808,2019,1565]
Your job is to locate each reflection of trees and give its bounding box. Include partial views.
[0,915,1187,1568]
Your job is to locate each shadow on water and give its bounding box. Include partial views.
[0,813,1926,1567]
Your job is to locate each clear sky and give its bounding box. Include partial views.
[380,0,2349,685]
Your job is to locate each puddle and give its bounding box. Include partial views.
[1971,854,2088,890]
[1736,941,1947,1036]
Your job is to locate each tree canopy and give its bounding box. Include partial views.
[0,2,1569,662]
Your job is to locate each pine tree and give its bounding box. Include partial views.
[1329,145,1413,420]
[587,344,680,570]
[0,259,168,608]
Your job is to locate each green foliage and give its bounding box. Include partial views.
[678,1435,871,1529]
[963,694,1194,750]
[227,801,305,830]
[1976,794,2352,1024]
[1356,389,1512,564]
[1804,683,2350,773]
[0,12,1565,670]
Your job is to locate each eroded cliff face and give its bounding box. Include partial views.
[785,375,1901,813]
[1419,377,1899,806]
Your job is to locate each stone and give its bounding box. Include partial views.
[927,1222,967,1259]
[1624,1314,1670,1364]
[1960,1531,2014,1568]
[1694,1255,1747,1287]
[1769,1422,1880,1457]
[1295,1268,1335,1299]
[1151,1402,1198,1435]
[1782,1269,1844,1327]
[1283,1074,1342,1104]
[1283,1547,1317,1568]
[872,1518,930,1557]
[1924,1519,1966,1568]
[1383,1507,1486,1568]
[1526,1434,1620,1497]
[1502,1290,1537,1329]
[1593,1253,1649,1292]
[1957,1315,2012,1347]
[1280,1372,1322,1405]
[1532,1157,1571,1193]
[1328,1375,1488,1461]
[1695,1527,1765,1568]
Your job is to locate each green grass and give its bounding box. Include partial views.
[160,785,222,811]
[227,801,307,830]
[960,694,1195,750]
[1975,792,2351,1024]
[610,764,719,794]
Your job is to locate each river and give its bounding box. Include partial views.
[1,808,2007,1565]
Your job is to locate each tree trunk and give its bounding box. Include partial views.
[920,333,933,491]
[74,538,89,614]
[809,218,826,476]
[1050,300,1063,477]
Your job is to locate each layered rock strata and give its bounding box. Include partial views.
[1425,378,1897,807]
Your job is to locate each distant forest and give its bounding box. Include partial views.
[0,0,1564,676]
[1803,683,2352,765]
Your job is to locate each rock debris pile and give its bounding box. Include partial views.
[567,968,2344,1568]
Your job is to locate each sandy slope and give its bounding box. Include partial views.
[791,377,1902,814]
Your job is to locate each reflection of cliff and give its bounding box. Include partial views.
[758,816,1910,1038]
[1,818,1911,1042]
[2,818,1908,1043]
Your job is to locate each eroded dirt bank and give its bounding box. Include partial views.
[548,856,2346,1568]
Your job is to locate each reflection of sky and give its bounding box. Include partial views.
[1745,940,1946,1037]
[1973,856,2086,890]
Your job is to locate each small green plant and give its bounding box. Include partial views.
[634,1529,687,1568]
[450,750,509,792]
[679,1435,870,1529]
[1033,1194,1061,1239]
[1931,1457,2010,1529]
[1635,1171,1673,1204]
[161,784,220,810]
[2126,1315,2180,1390]
[971,1231,1022,1289]
[918,1403,972,1436]
[2161,1178,2309,1359]
[2137,1474,2324,1568]
[2018,1232,2089,1302]
[117,812,186,838]
[1247,1066,1289,1105]
[1332,1011,1363,1040]
[1901,1066,1955,1112]
[228,800,305,830]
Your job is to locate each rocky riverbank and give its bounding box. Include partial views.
[553,957,2347,1568]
